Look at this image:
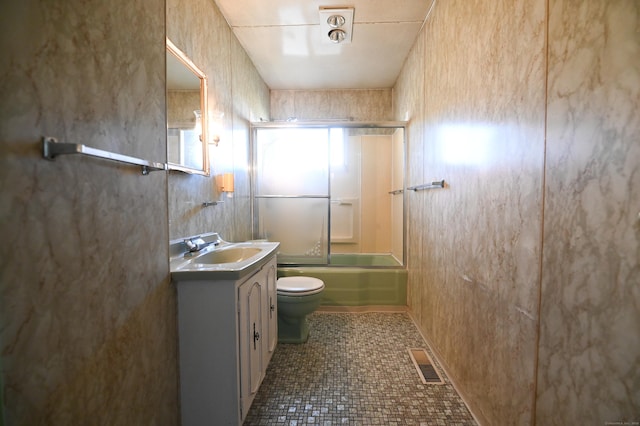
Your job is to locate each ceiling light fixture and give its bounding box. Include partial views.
[319,7,354,44]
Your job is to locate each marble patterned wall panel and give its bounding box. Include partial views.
[395,0,547,423]
[230,34,271,242]
[167,0,232,240]
[537,1,640,423]
[166,0,269,241]
[393,22,427,322]
[270,89,393,121]
[0,0,177,424]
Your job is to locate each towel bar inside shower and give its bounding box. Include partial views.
[407,180,446,191]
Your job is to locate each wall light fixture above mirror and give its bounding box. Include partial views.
[166,38,210,175]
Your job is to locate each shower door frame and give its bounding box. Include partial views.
[250,120,408,267]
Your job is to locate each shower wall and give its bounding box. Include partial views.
[330,133,363,251]
[391,129,404,263]
[270,90,402,261]
[394,0,639,424]
[254,125,403,263]
[359,135,392,254]
[331,133,395,256]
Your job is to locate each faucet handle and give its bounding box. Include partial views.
[184,237,206,252]
[184,239,197,251]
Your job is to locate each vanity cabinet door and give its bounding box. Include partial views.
[265,261,278,361]
[238,277,264,421]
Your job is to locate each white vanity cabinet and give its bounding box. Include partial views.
[175,254,277,426]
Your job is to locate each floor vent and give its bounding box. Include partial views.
[408,348,444,384]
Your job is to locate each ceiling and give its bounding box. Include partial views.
[213,0,433,90]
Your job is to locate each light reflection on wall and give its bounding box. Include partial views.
[439,124,495,166]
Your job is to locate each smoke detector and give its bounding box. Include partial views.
[319,7,354,44]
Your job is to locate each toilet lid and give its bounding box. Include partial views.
[277,276,325,294]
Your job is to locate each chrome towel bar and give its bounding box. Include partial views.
[407,180,445,191]
[42,136,167,175]
[202,201,224,207]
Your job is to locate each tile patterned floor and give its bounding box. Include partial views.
[244,312,477,425]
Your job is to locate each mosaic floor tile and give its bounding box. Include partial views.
[244,312,476,425]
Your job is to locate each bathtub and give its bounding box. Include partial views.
[277,254,407,307]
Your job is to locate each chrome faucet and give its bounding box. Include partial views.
[184,237,219,256]
[185,238,202,252]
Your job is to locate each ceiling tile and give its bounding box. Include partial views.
[213,0,433,89]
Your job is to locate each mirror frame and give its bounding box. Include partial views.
[166,38,210,176]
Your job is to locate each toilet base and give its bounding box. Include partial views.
[278,315,310,344]
[276,289,323,344]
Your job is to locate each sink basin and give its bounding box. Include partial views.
[170,237,280,281]
[193,247,261,264]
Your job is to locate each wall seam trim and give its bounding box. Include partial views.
[531,0,551,424]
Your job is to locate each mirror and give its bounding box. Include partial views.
[166,38,209,175]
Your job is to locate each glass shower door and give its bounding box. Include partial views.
[253,128,330,264]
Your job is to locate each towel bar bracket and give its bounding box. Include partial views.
[202,201,224,207]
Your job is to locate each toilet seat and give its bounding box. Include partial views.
[277,276,325,296]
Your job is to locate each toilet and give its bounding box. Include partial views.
[276,276,325,343]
